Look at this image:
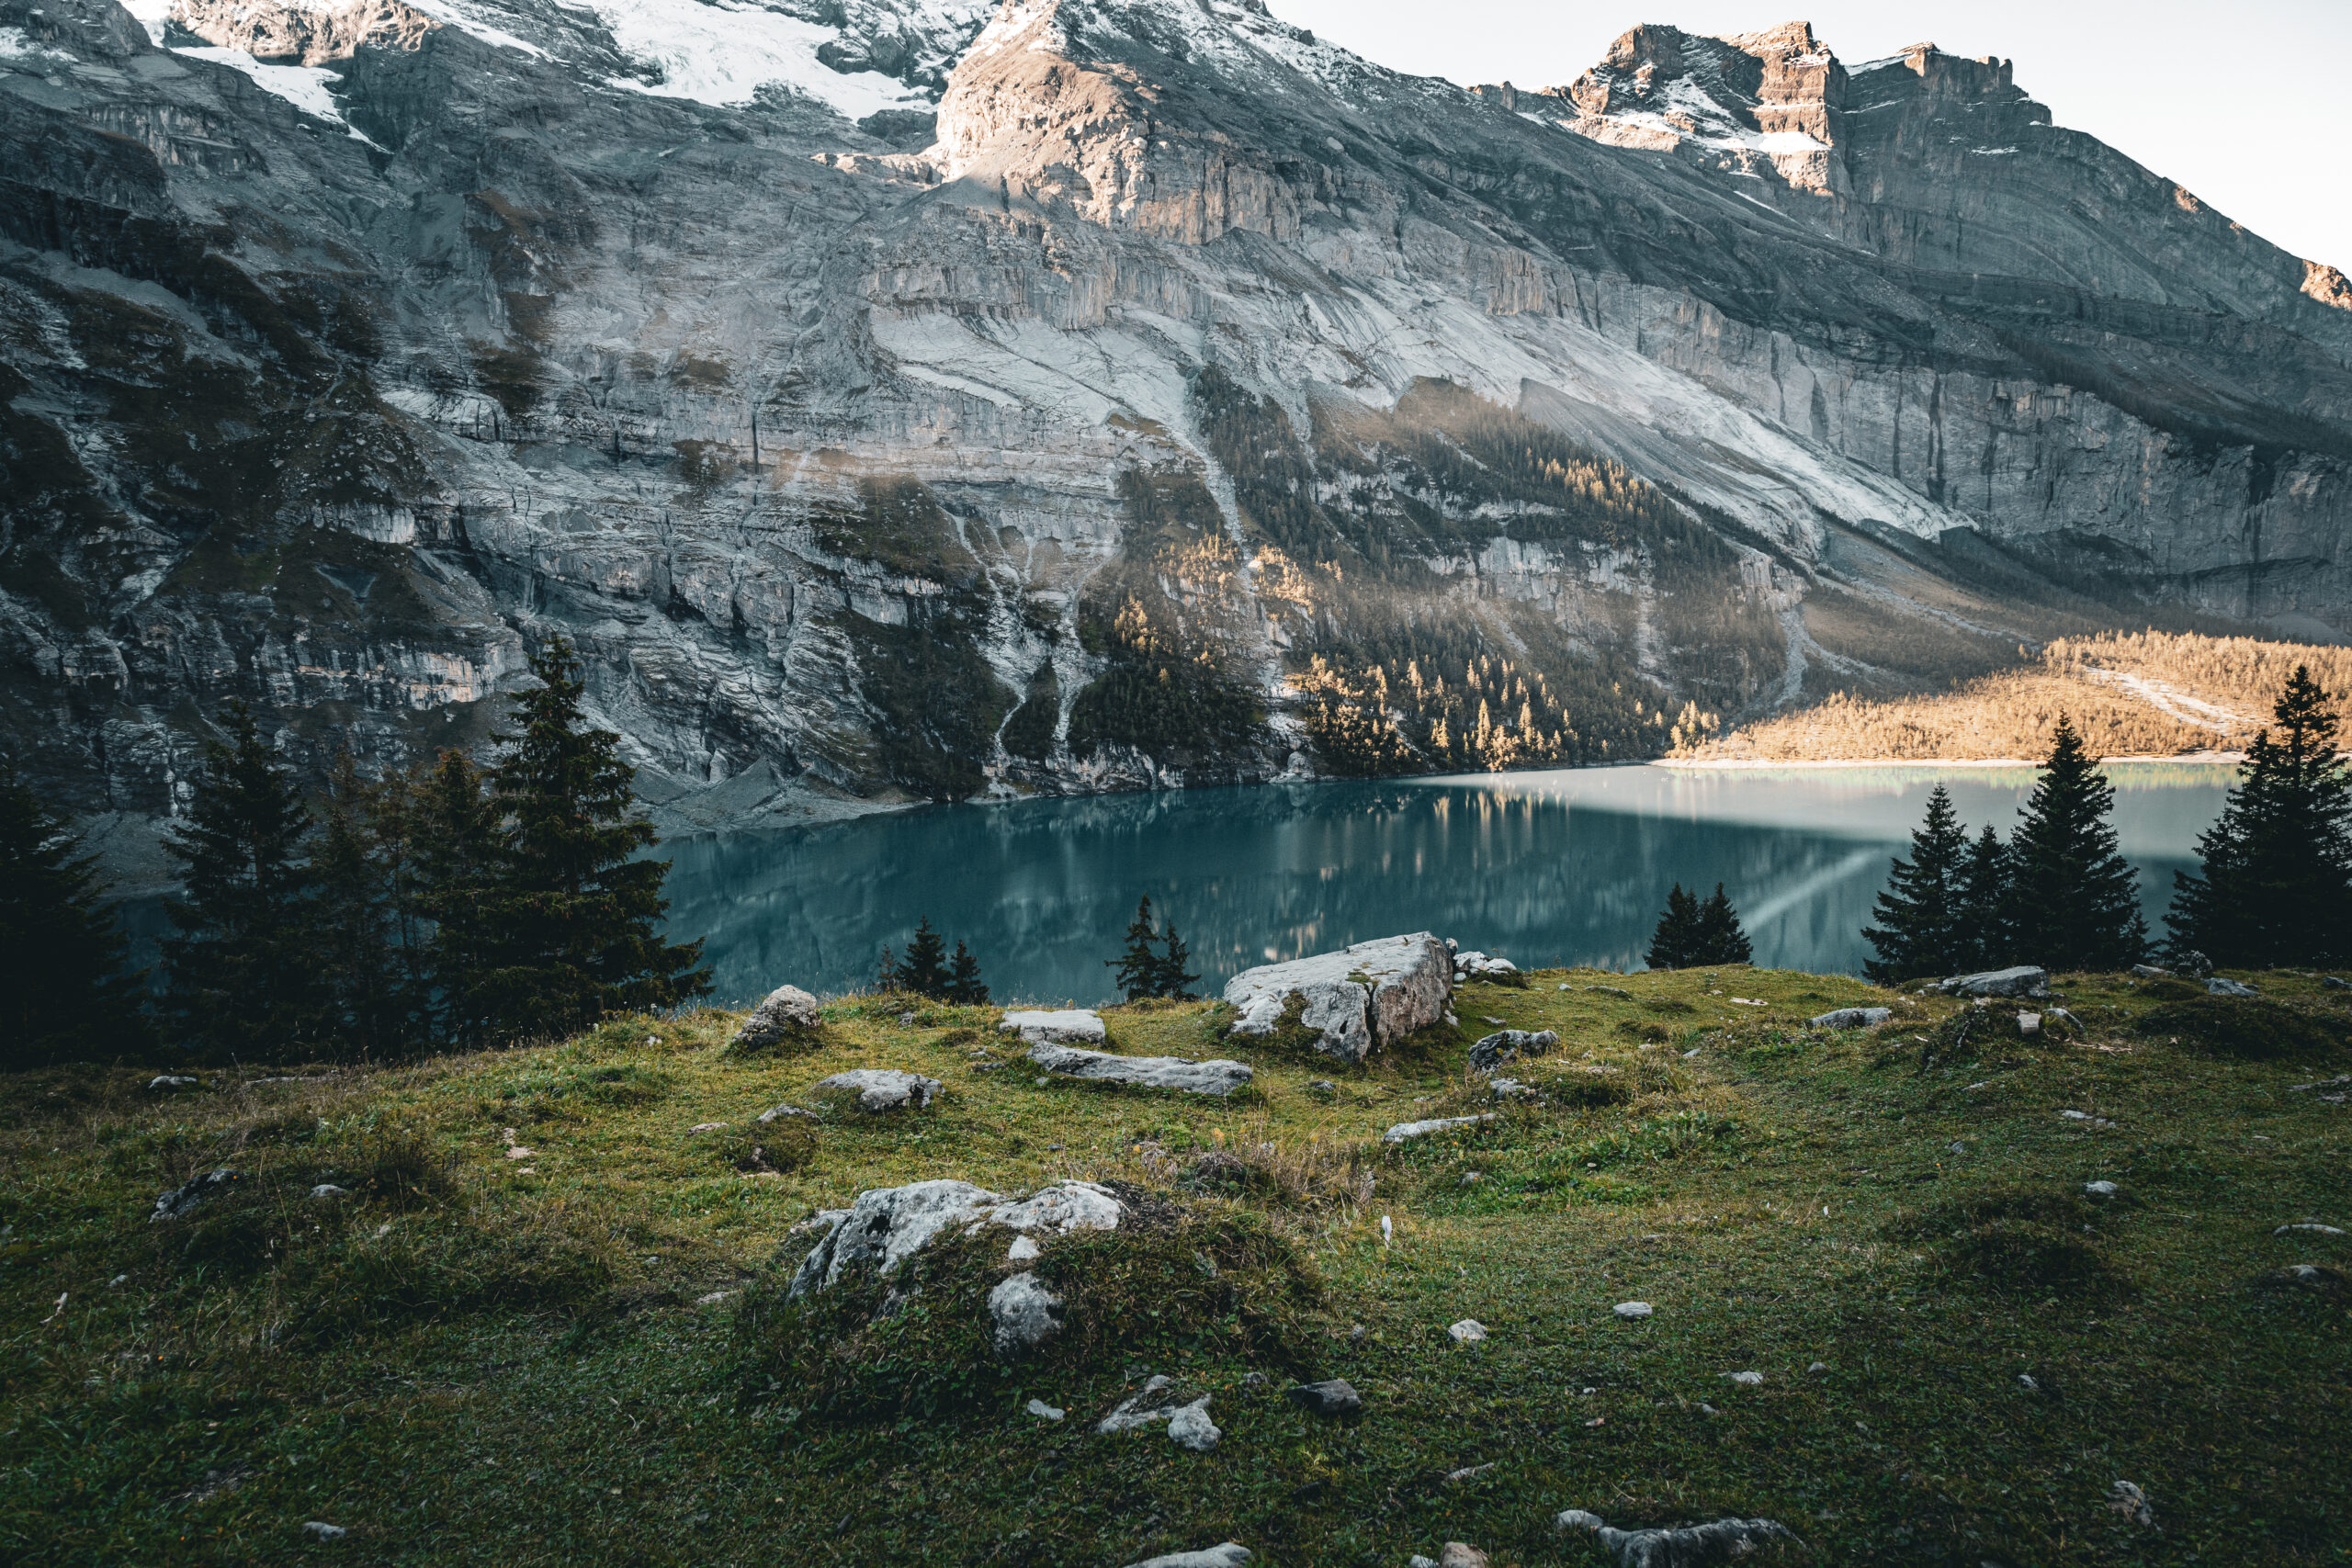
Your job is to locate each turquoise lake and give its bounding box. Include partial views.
[661,763,2236,1007]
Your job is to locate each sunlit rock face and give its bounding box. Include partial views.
[6,0,2348,882]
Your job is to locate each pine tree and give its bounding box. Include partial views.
[162,701,321,1062]
[1154,919,1199,999]
[876,944,902,991]
[1862,784,1972,981]
[1959,824,2011,969]
[2004,715,2146,970]
[1108,895,1164,1001]
[898,918,949,998]
[0,762,148,1068]
[406,748,500,1043]
[1692,884,1753,965]
[2167,665,2352,966]
[467,638,709,1041]
[945,940,989,1005]
[1646,883,1702,970]
[305,751,401,1057]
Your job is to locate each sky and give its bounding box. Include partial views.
[1267,0,2352,271]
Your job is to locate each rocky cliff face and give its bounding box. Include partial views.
[4,0,2347,882]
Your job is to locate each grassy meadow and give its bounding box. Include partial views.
[2,965,2346,1565]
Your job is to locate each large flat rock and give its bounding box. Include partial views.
[1001,1009,1108,1044]
[1029,1043,1253,1096]
[1224,933,1453,1064]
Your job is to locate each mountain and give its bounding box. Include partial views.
[5,0,2348,882]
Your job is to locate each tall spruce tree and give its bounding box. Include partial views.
[1646,883,1702,970]
[945,940,989,1005]
[1154,919,1199,999]
[406,748,500,1043]
[0,762,147,1068]
[305,752,402,1057]
[1693,884,1753,965]
[897,918,949,998]
[1959,825,2011,969]
[2005,716,2146,970]
[1109,896,1164,1001]
[467,638,709,1040]
[2167,665,2352,966]
[1862,784,1972,981]
[163,701,322,1061]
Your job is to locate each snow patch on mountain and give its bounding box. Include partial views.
[401,0,548,57]
[590,0,927,112]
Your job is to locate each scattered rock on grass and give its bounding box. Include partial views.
[2207,976,2259,998]
[1445,1462,1498,1484]
[1613,1302,1653,1320]
[2085,1180,2119,1198]
[1000,1009,1108,1045]
[308,1184,349,1201]
[1808,1007,1890,1029]
[1098,1375,1182,1434]
[147,1076,200,1091]
[687,1122,729,1134]
[2109,1480,2154,1528]
[1469,1029,1558,1073]
[1027,1042,1252,1097]
[813,1069,941,1112]
[1008,1235,1041,1262]
[1026,1398,1064,1421]
[301,1521,347,1540]
[2324,976,2350,991]
[2274,1219,2346,1235]
[1554,1509,1800,1566]
[730,985,822,1050]
[1286,1379,1362,1416]
[1166,1396,1220,1451]
[1936,966,2048,998]
[788,1178,1123,1296]
[1383,1114,1495,1144]
[757,1102,814,1123]
[1225,933,1453,1064]
[988,1272,1067,1357]
[1721,1370,1763,1387]
[1449,1319,1487,1343]
[1123,1545,1250,1568]
[1436,1544,1489,1568]
[151,1170,243,1223]
[2131,964,2171,979]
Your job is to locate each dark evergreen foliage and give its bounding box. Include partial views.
[163,702,322,1062]
[0,762,147,1068]
[1693,885,1753,966]
[1960,825,2012,969]
[1862,784,1973,981]
[405,749,501,1044]
[465,638,709,1041]
[2004,716,2146,970]
[1106,896,1199,1000]
[304,752,402,1057]
[1645,884,1702,971]
[897,918,949,998]
[945,941,989,1006]
[2167,665,2352,965]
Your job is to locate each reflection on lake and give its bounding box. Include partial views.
[662,763,2235,1007]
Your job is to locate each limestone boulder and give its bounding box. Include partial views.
[1001,1009,1108,1044]
[1225,933,1452,1064]
[1383,1114,1495,1144]
[1936,966,2048,998]
[1029,1042,1253,1096]
[987,1271,1066,1357]
[1809,1007,1892,1029]
[1468,1029,1557,1073]
[813,1069,941,1111]
[730,984,824,1050]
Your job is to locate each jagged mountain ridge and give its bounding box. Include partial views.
[3,0,2347,885]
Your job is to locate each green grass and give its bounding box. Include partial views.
[3,968,2346,1565]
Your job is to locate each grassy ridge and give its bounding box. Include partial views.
[2,968,2346,1564]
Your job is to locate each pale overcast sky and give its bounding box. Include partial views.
[1268,0,2352,273]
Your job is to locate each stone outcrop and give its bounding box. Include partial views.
[7,0,2349,882]
[788,1176,1123,1302]
[1226,934,1453,1064]
[1468,1029,1556,1073]
[1554,1509,1801,1568]
[731,985,824,1050]
[1935,967,2049,998]
[1027,1042,1253,1096]
[1808,1007,1891,1029]
[1383,1114,1495,1145]
[1000,1010,1107,1044]
[813,1069,942,1111]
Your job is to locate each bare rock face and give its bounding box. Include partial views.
[1225,934,1453,1064]
[6,0,2351,876]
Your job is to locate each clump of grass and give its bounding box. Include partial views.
[287,1196,628,1340]
[1643,998,1696,1016]
[2136,998,2342,1060]
[2137,977,2207,1003]
[736,1203,1323,1419]
[349,1120,459,1209]
[1614,1020,1672,1043]
[1888,1188,2129,1299]
[1172,1120,1374,1208]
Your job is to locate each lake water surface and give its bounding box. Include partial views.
[663,763,2236,1007]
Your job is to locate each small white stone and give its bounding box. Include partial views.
[505,1146,534,1159]
[301,1521,347,1540]
[1613,1301,1653,1319]
[695,1290,735,1306]
[1806,1361,1827,1374]
[1007,1235,1041,1262]
[1025,1397,1064,1422]
[1380,1215,1393,1246]
[1448,1318,1487,1343]
[686,1122,728,1134]
[1166,1395,1220,1451]
[309,1184,349,1201]
[2085,1180,2119,1197]
[1722,1370,1763,1387]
